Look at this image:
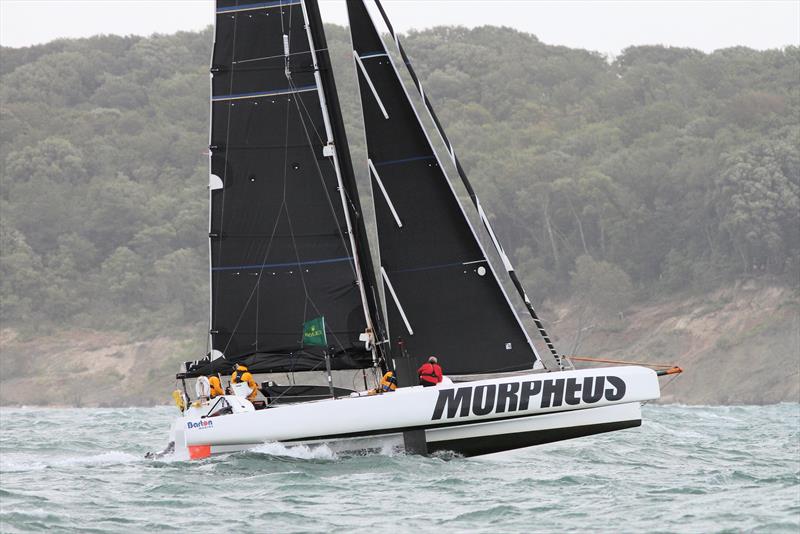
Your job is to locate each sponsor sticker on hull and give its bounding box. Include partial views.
[432,376,626,420]
[187,420,214,430]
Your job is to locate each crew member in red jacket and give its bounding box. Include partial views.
[417,356,443,387]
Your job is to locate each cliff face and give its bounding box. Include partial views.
[0,283,797,407]
[0,330,204,407]
[548,282,799,405]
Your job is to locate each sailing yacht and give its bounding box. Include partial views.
[154,0,666,460]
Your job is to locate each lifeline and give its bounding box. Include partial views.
[431,376,626,420]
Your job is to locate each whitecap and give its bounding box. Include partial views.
[55,451,142,466]
[1,450,141,473]
[248,442,337,460]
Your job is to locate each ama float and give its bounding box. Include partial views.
[151,0,677,460]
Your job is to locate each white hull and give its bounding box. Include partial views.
[164,366,659,459]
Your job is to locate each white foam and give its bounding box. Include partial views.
[57,451,141,466]
[249,441,337,460]
[0,451,141,473]
[0,457,48,472]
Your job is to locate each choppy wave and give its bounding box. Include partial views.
[0,404,798,533]
[248,441,338,460]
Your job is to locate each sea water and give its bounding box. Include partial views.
[0,404,797,533]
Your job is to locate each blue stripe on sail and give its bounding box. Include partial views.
[213,256,354,272]
[390,260,486,274]
[212,84,317,102]
[360,51,389,59]
[373,155,436,167]
[217,0,301,14]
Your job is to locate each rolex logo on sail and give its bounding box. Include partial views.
[431,376,627,420]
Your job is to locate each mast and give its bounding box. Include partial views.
[370,0,567,371]
[300,0,383,366]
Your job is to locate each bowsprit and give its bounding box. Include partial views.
[431,376,627,420]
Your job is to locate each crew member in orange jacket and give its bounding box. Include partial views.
[417,356,443,387]
[231,364,259,401]
[208,375,224,398]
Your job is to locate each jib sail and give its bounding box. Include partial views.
[346,0,541,374]
[185,0,380,377]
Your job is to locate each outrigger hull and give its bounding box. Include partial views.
[163,366,659,459]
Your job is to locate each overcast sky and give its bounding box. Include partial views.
[1,0,798,56]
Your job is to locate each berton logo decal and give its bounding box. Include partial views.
[432,376,626,420]
[187,420,214,430]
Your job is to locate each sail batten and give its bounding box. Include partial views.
[368,159,403,228]
[216,0,301,14]
[212,256,354,272]
[353,51,390,119]
[211,84,317,101]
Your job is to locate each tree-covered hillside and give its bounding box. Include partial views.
[1,26,798,335]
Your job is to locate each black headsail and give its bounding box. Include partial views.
[345,0,542,374]
[372,0,567,372]
[184,0,381,377]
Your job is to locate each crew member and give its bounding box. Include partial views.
[417,356,443,387]
[368,370,398,395]
[380,371,398,392]
[209,375,224,398]
[231,363,259,401]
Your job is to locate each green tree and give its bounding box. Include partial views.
[571,254,635,316]
[713,134,800,273]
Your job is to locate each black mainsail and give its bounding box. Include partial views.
[186,0,380,377]
[346,0,542,374]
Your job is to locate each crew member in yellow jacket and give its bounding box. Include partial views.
[231,364,259,401]
[368,371,398,395]
[208,375,224,398]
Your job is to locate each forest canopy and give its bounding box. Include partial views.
[1,26,798,334]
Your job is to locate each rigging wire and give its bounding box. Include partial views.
[644,371,683,405]
[568,356,675,368]
[286,76,356,354]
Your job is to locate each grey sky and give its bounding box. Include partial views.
[1,0,798,56]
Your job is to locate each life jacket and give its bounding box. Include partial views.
[379,372,397,392]
[231,366,250,384]
[209,376,224,398]
[172,390,186,412]
[417,362,443,385]
[232,366,258,400]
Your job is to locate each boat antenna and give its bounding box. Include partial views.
[371,0,568,371]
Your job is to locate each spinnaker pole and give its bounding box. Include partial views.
[371,0,568,371]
